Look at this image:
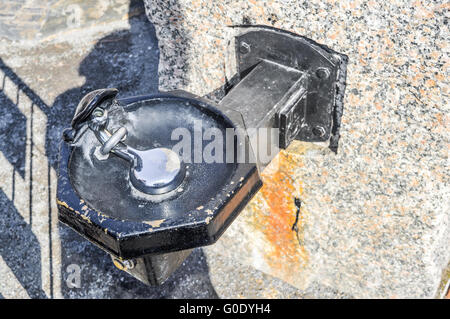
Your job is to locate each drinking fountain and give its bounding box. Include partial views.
[57,26,348,285]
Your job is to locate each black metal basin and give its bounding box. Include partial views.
[57,91,261,260]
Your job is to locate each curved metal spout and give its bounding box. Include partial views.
[94,127,136,164]
[70,88,187,195]
[88,104,185,195]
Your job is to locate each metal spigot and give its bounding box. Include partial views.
[71,89,186,195]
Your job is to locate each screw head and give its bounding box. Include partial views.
[315,67,330,79]
[239,42,251,54]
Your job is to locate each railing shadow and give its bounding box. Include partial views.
[0,0,218,298]
[0,189,47,298]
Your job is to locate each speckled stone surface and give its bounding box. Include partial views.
[0,0,448,299]
[144,0,449,298]
[0,0,305,299]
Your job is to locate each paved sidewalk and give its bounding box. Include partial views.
[0,0,216,299]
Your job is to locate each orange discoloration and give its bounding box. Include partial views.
[249,143,311,279]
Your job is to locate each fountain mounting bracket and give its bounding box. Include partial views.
[220,26,348,152]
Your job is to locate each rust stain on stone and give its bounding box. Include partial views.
[249,142,311,278]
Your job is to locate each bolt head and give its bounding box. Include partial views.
[312,126,326,137]
[239,42,251,54]
[123,259,135,270]
[92,108,104,117]
[315,67,330,79]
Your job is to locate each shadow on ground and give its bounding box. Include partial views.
[0,0,218,298]
[0,190,47,298]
